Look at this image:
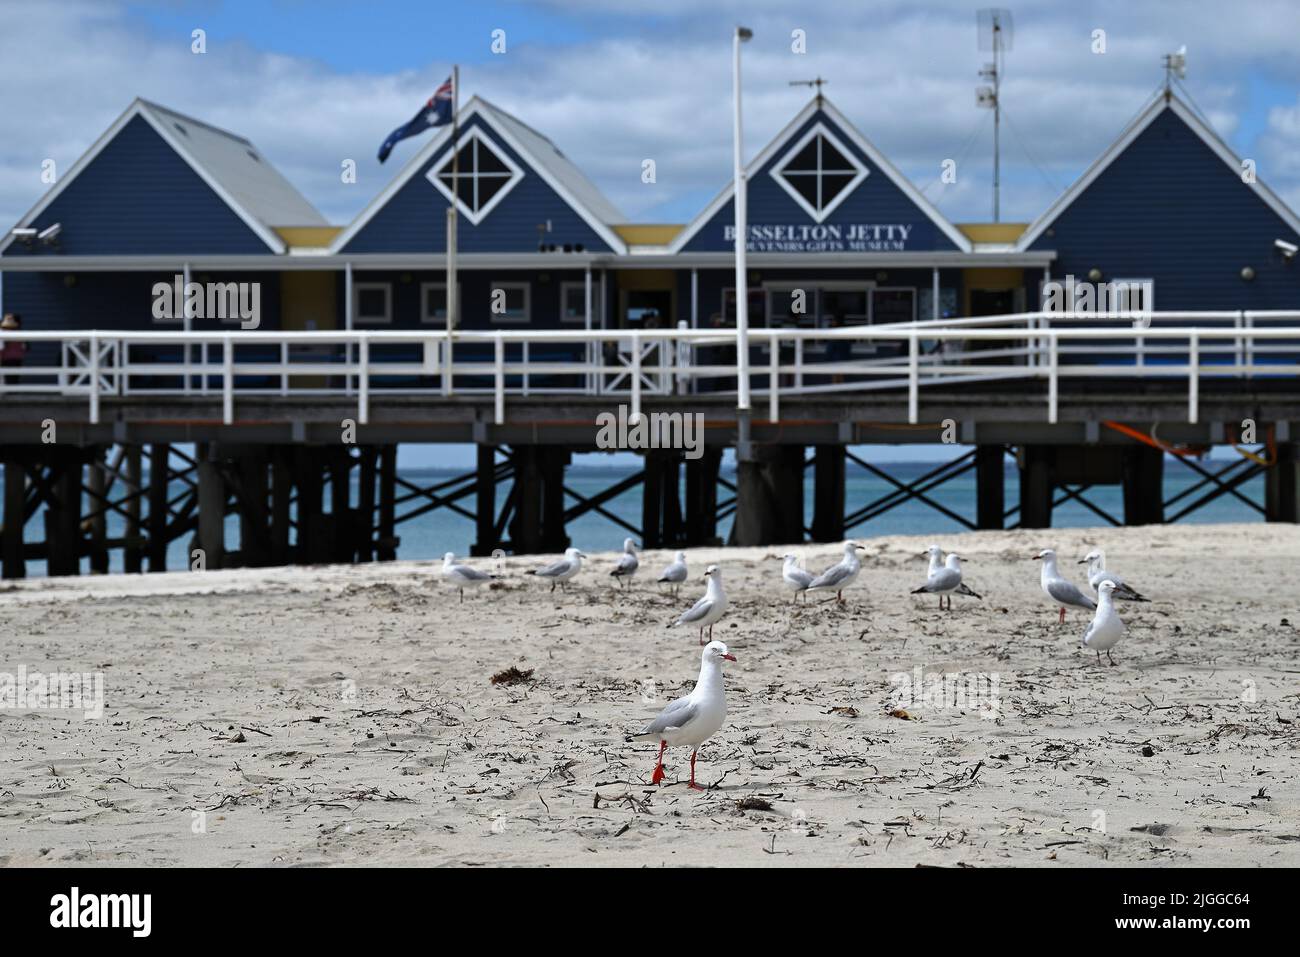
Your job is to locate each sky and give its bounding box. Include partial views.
[3,0,1300,231]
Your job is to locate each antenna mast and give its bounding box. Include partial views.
[789,76,828,106]
[976,9,1013,222]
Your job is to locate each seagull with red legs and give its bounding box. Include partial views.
[628,640,735,791]
[1033,547,1096,624]
[672,564,728,645]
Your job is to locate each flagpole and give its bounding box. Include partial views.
[443,64,459,397]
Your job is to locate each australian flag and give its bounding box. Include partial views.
[377,77,453,163]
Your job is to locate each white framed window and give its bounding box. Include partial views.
[426,127,524,225]
[353,282,391,324]
[489,282,530,324]
[771,123,869,223]
[420,282,462,324]
[559,281,590,324]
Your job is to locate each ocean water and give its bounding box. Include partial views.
[14,455,1266,577]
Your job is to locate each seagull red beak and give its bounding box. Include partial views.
[722,654,737,662]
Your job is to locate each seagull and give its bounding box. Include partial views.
[923,544,944,578]
[610,538,640,588]
[628,640,735,791]
[808,541,866,603]
[781,553,815,603]
[1033,548,1096,624]
[911,553,982,611]
[1081,580,1125,665]
[528,547,586,592]
[672,564,728,645]
[1078,549,1149,602]
[657,550,688,597]
[440,552,494,603]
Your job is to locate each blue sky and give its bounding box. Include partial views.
[4,0,1300,229]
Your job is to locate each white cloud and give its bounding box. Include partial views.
[2,0,1299,232]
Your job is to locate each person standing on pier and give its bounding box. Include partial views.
[0,313,27,385]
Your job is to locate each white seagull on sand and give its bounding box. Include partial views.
[440,552,494,603]
[1078,549,1149,602]
[1081,580,1126,665]
[911,553,982,611]
[1033,548,1096,624]
[528,547,586,592]
[610,538,640,588]
[673,564,728,644]
[628,639,735,790]
[808,541,867,603]
[781,553,816,603]
[657,551,688,597]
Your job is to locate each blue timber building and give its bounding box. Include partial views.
[0,88,1298,572]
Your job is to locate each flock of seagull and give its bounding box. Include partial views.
[439,537,1151,790]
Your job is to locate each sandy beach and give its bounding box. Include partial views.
[1,522,1297,868]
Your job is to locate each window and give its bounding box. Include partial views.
[871,288,916,324]
[489,282,530,323]
[560,281,590,324]
[420,282,463,324]
[353,282,391,324]
[426,128,523,225]
[771,124,868,223]
[721,288,767,328]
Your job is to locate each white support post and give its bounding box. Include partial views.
[584,265,593,395]
[88,332,100,424]
[280,341,289,396]
[182,262,192,395]
[630,332,642,424]
[907,332,919,423]
[931,266,940,321]
[1048,335,1059,424]
[768,330,779,422]
[222,335,234,425]
[493,332,504,425]
[344,262,354,397]
[358,336,369,425]
[1244,311,1254,374]
[795,337,804,390]
[1188,332,1199,424]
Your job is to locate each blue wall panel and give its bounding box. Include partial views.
[2,114,272,257]
[1030,107,1300,310]
[343,115,614,255]
[682,110,960,254]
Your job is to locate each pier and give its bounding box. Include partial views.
[0,310,1296,577]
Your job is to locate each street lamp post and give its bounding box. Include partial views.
[733,25,752,411]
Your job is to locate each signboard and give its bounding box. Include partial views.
[722,223,915,252]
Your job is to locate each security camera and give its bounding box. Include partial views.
[1275,238,1298,261]
[37,223,62,244]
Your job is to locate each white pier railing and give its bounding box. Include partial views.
[0,310,1297,428]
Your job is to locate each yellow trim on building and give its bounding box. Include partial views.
[956,223,1029,243]
[612,224,684,245]
[273,226,343,249]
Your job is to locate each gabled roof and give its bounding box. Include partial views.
[330,95,627,255]
[1,98,325,256]
[668,95,972,254]
[1016,90,1300,250]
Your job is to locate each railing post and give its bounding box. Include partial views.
[795,336,804,390]
[1048,334,1059,424]
[768,330,780,422]
[88,333,100,424]
[907,331,919,423]
[630,332,642,424]
[222,335,234,425]
[522,340,530,397]
[1188,331,1199,424]
[358,335,369,426]
[1243,311,1254,374]
[280,341,289,396]
[493,332,504,425]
